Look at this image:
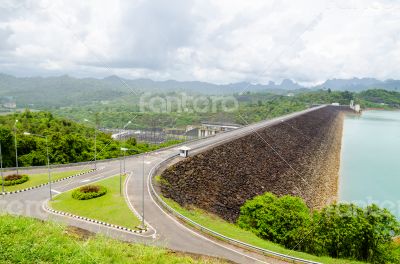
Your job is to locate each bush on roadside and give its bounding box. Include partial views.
[0,174,29,186]
[237,192,311,248]
[72,185,107,200]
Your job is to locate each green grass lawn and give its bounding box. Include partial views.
[3,170,91,192]
[161,196,367,264]
[50,175,141,230]
[0,214,226,264]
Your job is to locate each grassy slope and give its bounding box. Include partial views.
[3,170,90,192]
[394,237,400,260]
[0,214,225,264]
[50,175,141,229]
[161,196,366,264]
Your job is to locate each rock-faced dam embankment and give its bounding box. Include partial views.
[160,106,350,222]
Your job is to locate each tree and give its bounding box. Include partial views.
[126,137,137,146]
[310,204,368,259]
[0,126,15,167]
[307,203,399,263]
[363,204,400,263]
[342,90,354,102]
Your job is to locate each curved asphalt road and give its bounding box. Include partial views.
[0,106,325,264]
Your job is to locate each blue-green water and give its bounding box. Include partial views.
[339,110,400,219]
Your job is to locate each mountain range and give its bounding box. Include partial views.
[0,73,399,108]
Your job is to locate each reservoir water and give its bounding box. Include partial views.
[339,110,400,219]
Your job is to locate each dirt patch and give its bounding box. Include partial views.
[64,226,94,241]
[167,250,233,263]
[79,185,101,193]
[161,106,352,222]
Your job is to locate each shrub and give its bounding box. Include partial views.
[237,192,400,263]
[1,174,29,186]
[237,192,311,248]
[72,185,107,200]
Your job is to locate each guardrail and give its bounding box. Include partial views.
[149,155,321,264]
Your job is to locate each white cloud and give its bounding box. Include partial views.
[0,0,400,85]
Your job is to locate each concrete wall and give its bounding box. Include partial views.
[160,106,349,222]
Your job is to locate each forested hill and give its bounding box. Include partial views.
[1,73,400,109]
[0,74,293,108]
[0,111,179,167]
[357,89,400,108]
[0,74,127,108]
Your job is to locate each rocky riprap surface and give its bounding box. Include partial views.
[161,106,351,222]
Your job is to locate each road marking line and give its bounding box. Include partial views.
[51,189,61,194]
[57,168,119,189]
[81,179,90,183]
[87,175,109,181]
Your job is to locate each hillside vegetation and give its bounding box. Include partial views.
[0,111,180,167]
[0,214,225,264]
[53,89,400,129]
[356,89,400,108]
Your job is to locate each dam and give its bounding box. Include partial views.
[160,105,353,222]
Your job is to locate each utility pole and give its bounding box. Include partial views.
[1,142,4,194]
[119,120,132,196]
[23,132,52,200]
[84,115,98,170]
[94,113,99,170]
[45,136,52,201]
[119,148,123,196]
[142,153,145,229]
[120,147,130,196]
[119,124,123,197]
[14,120,18,175]
[123,148,126,174]
[94,128,97,170]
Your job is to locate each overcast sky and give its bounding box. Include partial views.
[1,0,400,85]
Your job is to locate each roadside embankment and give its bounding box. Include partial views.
[161,106,352,222]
